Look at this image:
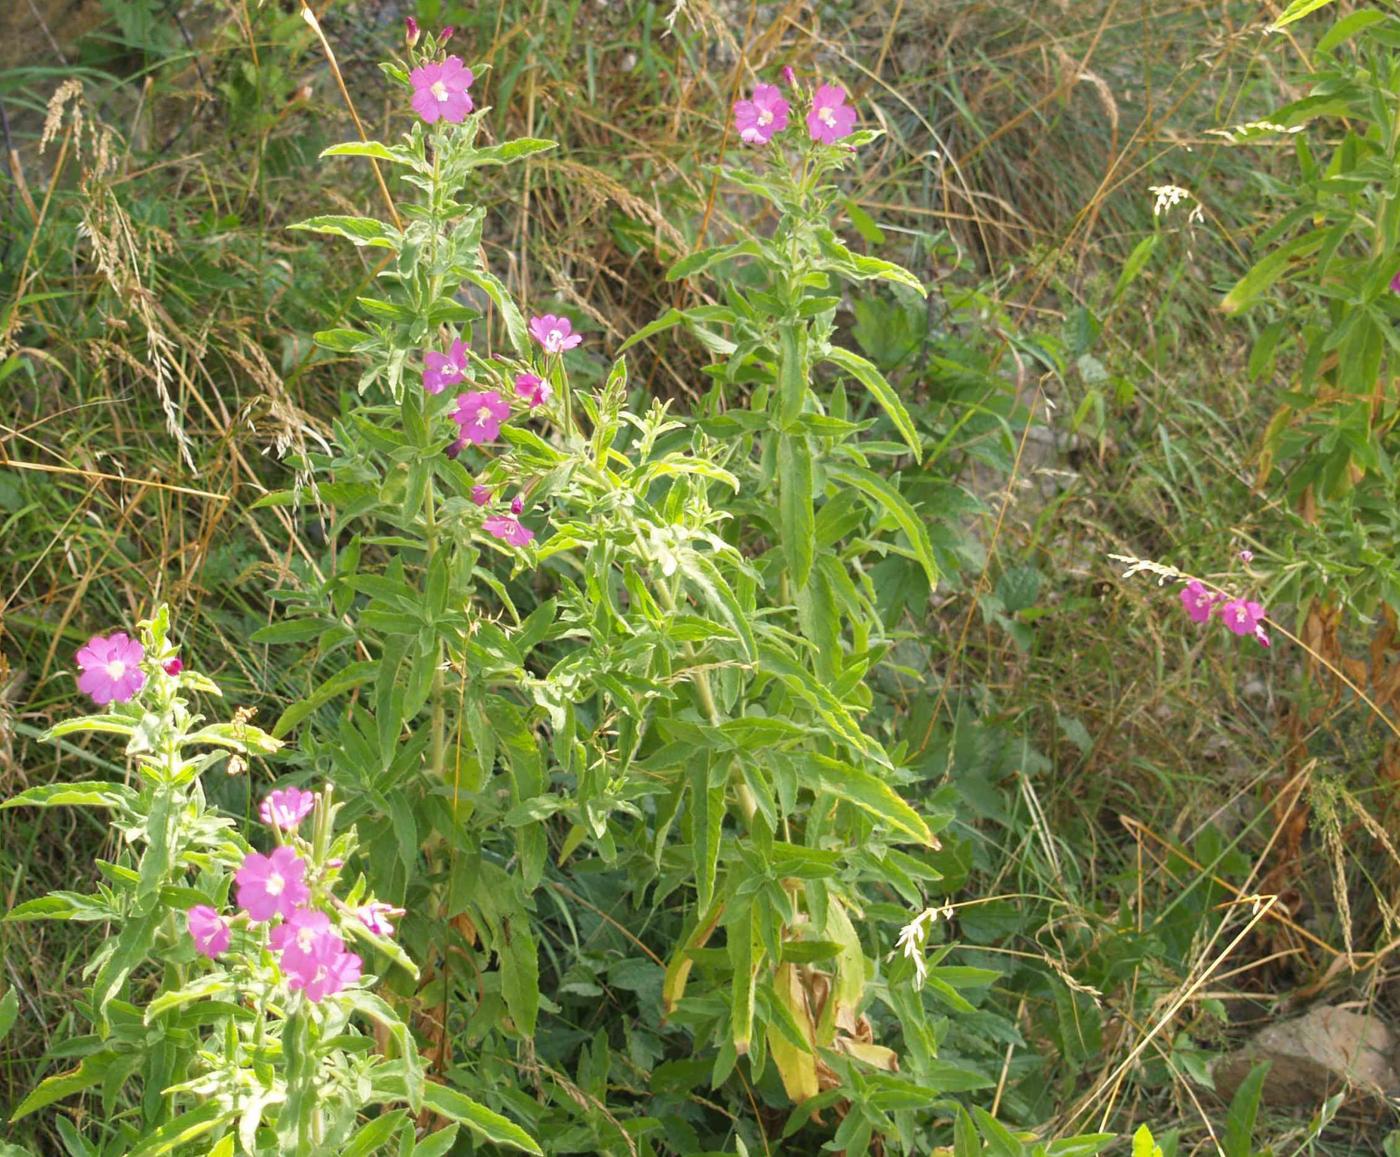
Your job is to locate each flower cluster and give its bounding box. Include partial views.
[894,904,955,990]
[733,73,857,147]
[1180,579,1270,647]
[185,786,401,1005]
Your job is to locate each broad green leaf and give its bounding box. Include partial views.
[124,1101,225,1157]
[1132,1125,1163,1157]
[467,138,558,167]
[805,755,934,845]
[313,328,377,354]
[10,1053,117,1121]
[460,269,528,356]
[40,715,136,741]
[343,990,424,1111]
[5,892,114,922]
[1220,230,1327,314]
[2,781,136,810]
[420,1083,543,1154]
[1223,1061,1269,1157]
[667,240,764,281]
[778,434,816,587]
[825,461,939,589]
[272,660,378,738]
[500,921,540,1037]
[343,1109,409,1157]
[1112,234,1158,303]
[249,618,333,644]
[689,760,724,913]
[822,344,921,460]
[1270,0,1337,30]
[320,140,428,172]
[777,321,807,429]
[289,215,399,249]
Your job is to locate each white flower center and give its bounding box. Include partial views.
[431,81,450,103]
[105,660,126,679]
[547,328,563,349]
[266,872,285,897]
[296,926,316,951]
[819,107,837,127]
[475,406,495,426]
[758,109,772,126]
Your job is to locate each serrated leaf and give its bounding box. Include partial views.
[420,1083,542,1154]
[289,215,399,249]
[804,755,933,845]
[822,344,921,460]
[825,461,939,589]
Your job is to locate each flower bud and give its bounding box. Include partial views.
[440,25,454,44]
[510,495,524,515]
[781,65,796,88]
[404,16,420,47]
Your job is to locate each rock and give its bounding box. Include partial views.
[1212,1006,1400,1109]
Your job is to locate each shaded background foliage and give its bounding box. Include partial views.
[3,0,1400,1153]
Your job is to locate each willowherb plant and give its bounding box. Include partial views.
[5,608,538,1153]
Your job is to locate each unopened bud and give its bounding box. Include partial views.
[405,15,420,47]
[781,65,796,88]
[510,496,524,515]
[440,25,454,44]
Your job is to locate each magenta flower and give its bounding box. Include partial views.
[163,658,183,676]
[734,84,790,145]
[807,83,856,144]
[75,632,147,707]
[1180,580,1219,625]
[452,390,510,446]
[274,910,362,1002]
[356,901,405,937]
[259,786,316,831]
[1255,623,1272,648]
[1219,597,1266,638]
[515,371,552,408]
[1238,549,1254,563]
[409,56,474,125]
[510,495,524,515]
[234,846,309,923]
[484,514,535,547]
[529,314,582,354]
[470,484,493,506]
[424,338,470,395]
[781,65,797,88]
[187,905,230,959]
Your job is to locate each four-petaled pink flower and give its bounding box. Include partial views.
[470,484,493,507]
[409,56,474,125]
[356,901,405,937]
[452,390,510,445]
[271,908,362,1002]
[1179,580,1219,625]
[807,83,856,144]
[235,846,309,922]
[734,84,790,145]
[424,338,470,395]
[187,905,230,959]
[529,314,582,354]
[75,632,147,706]
[1218,597,1266,639]
[515,371,552,408]
[484,514,535,546]
[259,786,316,831]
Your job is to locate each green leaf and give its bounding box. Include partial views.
[1269,0,1337,30]
[1220,230,1327,314]
[5,892,114,922]
[0,988,18,1041]
[822,344,921,460]
[467,138,558,167]
[1113,234,1158,303]
[272,660,378,738]
[777,321,807,429]
[124,1101,225,1157]
[460,269,529,356]
[500,921,540,1037]
[778,435,816,587]
[689,759,724,914]
[969,1106,1023,1157]
[313,328,377,354]
[320,140,428,172]
[249,618,333,644]
[1132,1124,1163,1157]
[2,781,137,810]
[289,215,399,249]
[9,1053,117,1121]
[420,1083,543,1154]
[1223,1061,1269,1157]
[825,461,939,589]
[805,755,934,845]
[667,240,763,281]
[343,1110,409,1157]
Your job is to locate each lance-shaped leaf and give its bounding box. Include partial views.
[822,344,921,460]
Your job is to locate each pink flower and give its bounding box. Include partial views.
[515,371,552,408]
[163,658,183,676]
[484,515,535,547]
[781,66,797,88]
[1180,580,1219,625]
[75,632,147,706]
[187,905,230,959]
[734,84,790,145]
[1238,549,1254,563]
[529,314,582,354]
[1255,623,1272,648]
[234,846,309,922]
[510,495,524,515]
[470,484,493,506]
[452,390,510,445]
[424,338,470,394]
[356,901,405,936]
[272,908,362,1002]
[259,786,316,830]
[409,56,474,125]
[1219,597,1266,638]
[807,83,856,144]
